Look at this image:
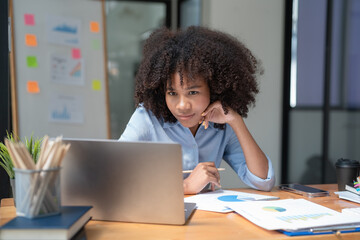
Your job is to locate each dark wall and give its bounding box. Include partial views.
[0,0,11,200]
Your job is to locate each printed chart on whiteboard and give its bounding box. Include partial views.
[47,15,81,46]
[50,54,85,85]
[49,94,84,124]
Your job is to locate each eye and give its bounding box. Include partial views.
[189,91,199,95]
[167,91,177,96]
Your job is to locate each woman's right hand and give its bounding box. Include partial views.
[183,162,221,194]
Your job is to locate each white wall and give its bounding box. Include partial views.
[202,0,284,188]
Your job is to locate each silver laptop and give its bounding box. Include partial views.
[60,139,196,225]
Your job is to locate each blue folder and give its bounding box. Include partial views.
[279,227,360,236]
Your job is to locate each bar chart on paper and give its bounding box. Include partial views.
[277,213,331,223]
[49,94,84,123]
[51,106,71,120]
[261,205,332,222]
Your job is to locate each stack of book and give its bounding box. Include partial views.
[0,206,92,240]
[335,184,360,204]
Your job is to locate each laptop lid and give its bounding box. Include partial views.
[60,139,195,225]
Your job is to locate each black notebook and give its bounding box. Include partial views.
[0,206,92,240]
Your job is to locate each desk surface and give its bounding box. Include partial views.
[1,184,360,240]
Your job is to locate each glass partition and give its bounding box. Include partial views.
[287,0,360,184]
[105,1,167,138]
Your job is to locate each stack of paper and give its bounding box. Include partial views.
[224,199,360,231]
[342,207,360,215]
[335,185,360,204]
[346,184,360,195]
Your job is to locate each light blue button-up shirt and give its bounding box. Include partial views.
[120,106,275,191]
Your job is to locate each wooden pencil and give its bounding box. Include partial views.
[182,168,225,174]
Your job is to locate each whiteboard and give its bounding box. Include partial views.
[10,0,110,139]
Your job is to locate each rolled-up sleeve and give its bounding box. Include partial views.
[241,156,275,191]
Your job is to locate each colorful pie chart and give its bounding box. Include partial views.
[262,206,286,212]
[217,195,244,202]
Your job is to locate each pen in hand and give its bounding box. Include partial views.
[182,168,225,174]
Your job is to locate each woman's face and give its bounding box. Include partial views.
[165,72,210,135]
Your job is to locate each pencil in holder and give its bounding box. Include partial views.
[14,167,61,219]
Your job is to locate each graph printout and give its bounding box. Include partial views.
[50,54,84,85]
[49,94,84,124]
[185,190,238,213]
[225,199,360,230]
[47,15,81,47]
[184,190,278,213]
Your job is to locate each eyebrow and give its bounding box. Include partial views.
[166,85,202,91]
[186,85,201,90]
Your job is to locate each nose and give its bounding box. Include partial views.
[177,96,191,112]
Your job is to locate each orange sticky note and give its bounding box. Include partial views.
[72,48,81,59]
[27,81,40,94]
[25,34,37,47]
[90,21,100,33]
[24,14,35,26]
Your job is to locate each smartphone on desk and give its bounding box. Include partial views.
[278,184,329,198]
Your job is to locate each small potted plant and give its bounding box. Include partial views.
[0,133,42,200]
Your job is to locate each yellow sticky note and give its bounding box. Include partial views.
[92,80,101,91]
[25,34,37,47]
[27,81,40,94]
[90,21,100,33]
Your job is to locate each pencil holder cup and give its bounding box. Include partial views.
[14,167,61,219]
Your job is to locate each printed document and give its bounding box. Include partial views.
[184,190,278,213]
[225,199,360,230]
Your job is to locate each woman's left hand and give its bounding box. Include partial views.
[200,101,238,128]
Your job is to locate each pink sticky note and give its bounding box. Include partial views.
[24,14,35,26]
[72,48,81,59]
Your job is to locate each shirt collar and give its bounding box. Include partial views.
[162,120,181,129]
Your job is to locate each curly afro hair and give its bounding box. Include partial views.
[135,26,262,128]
